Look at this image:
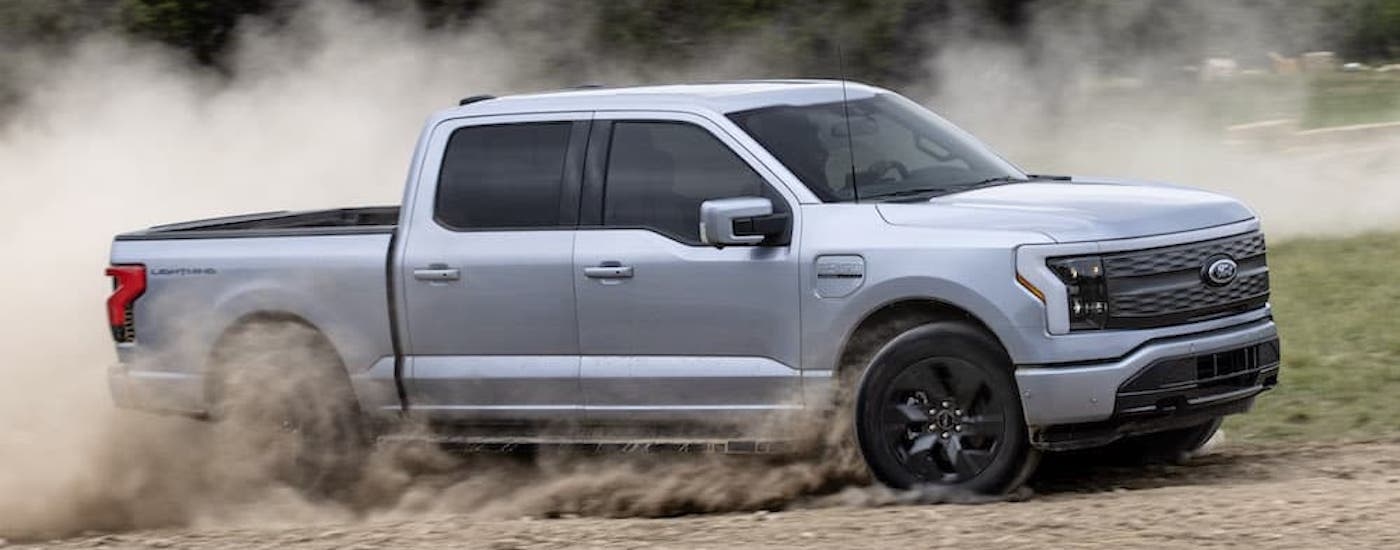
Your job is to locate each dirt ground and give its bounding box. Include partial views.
[11,439,1400,549]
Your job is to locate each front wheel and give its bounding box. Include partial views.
[854,322,1038,494]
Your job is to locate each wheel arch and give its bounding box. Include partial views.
[203,310,349,407]
[208,310,333,356]
[834,297,1008,384]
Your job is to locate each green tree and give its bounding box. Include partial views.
[590,0,960,83]
[0,0,120,47]
[119,0,280,64]
[1326,0,1400,61]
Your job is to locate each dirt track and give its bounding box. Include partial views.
[13,439,1400,549]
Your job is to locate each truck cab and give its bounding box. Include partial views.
[107,81,1279,494]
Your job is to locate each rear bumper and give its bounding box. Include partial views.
[1015,318,1279,429]
[108,360,207,417]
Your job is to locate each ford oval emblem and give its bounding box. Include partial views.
[1203,257,1239,286]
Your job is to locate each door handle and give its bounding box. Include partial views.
[413,264,461,282]
[584,263,634,279]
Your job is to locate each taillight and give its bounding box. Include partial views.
[106,264,146,342]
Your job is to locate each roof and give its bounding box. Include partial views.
[443,79,886,118]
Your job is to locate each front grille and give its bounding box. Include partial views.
[1104,233,1265,276]
[1117,339,1281,415]
[1103,232,1270,329]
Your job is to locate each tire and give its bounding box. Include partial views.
[1104,418,1223,465]
[854,321,1038,494]
[207,320,368,497]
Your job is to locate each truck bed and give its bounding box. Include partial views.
[115,206,399,241]
[108,225,401,416]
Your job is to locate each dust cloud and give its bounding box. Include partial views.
[0,1,869,540]
[0,1,581,539]
[0,0,1395,542]
[912,2,1400,236]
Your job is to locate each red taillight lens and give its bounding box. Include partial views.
[106,264,146,342]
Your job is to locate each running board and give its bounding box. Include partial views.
[375,433,791,454]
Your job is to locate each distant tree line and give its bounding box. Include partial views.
[2,0,1400,80]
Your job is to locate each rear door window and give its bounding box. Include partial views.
[435,122,573,229]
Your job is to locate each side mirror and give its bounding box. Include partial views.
[699,197,789,247]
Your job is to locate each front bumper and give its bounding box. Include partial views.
[1015,318,1279,431]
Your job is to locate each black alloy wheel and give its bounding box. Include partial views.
[855,321,1038,493]
[879,357,1006,482]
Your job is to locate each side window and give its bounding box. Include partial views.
[435,122,572,229]
[603,121,785,244]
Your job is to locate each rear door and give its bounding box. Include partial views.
[572,112,803,423]
[397,112,590,420]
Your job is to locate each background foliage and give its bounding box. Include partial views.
[3,0,1400,81]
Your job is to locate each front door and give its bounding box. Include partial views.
[398,114,590,420]
[572,114,803,423]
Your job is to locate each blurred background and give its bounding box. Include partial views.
[13,0,1391,448]
[5,0,1400,88]
[5,0,1400,228]
[0,0,1397,542]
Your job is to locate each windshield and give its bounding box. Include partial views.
[728,93,1025,202]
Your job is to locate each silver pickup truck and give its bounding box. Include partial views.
[106,80,1279,494]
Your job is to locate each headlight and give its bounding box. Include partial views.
[1047,256,1109,330]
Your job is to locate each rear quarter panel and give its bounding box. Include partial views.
[110,233,396,414]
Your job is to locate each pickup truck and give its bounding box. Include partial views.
[106,80,1280,494]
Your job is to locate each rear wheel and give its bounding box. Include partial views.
[854,321,1038,493]
[208,320,368,497]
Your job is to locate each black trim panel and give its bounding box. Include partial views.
[579,119,612,226]
[116,206,400,241]
[559,119,592,227]
[1116,339,1280,413]
[116,225,396,241]
[1106,297,1270,330]
[1033,392,1259,451]
[384,225,408,413]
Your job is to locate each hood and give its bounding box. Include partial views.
[875,180,1255,243]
